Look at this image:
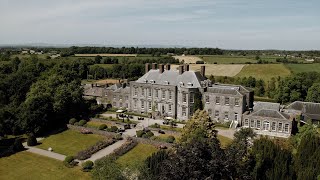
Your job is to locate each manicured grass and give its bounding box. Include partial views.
[0,151,90,180]
[235,64,291,82]
[37,130,104,156]
[285,63,320,74]
[217,135,233,148]
[116,143,158,169]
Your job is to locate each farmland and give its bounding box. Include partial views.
[235,64,291,82]
[285,63,320,74]
[173,55,203,63]
[172,64,245,77]
[75,53,137,57]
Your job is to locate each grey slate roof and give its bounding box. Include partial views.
[254,102,280,112]
[107,84,130,93]
[287,101,320,120]
[135,69,206,88]
[250,109,290,120]
[83,84,104,97]
[207,86,242,95]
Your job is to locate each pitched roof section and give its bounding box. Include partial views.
[83,84,104,97]
[287,101,320,120]
[254,102,280,112]
[250,109,290,120]
[207,86,242,95]
[136,69,207,88]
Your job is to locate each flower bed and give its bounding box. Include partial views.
[76,138,117,160]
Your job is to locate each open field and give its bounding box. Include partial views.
[0,151,90,180]
[75,54,137,57]
[235,64,291,82]
[173,55,203,63]
[172,64,245,77]
[201,55,256,64]
[37,130,104,156]
[116,143,158,169]
[285,63,320,74]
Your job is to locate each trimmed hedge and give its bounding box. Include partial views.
[166,135,175,143]
[136,130,144,137]
[76,139,116,160]
[98,124,108,130]
[69,118,77,125]
[82,160,94,172]
[27,134,37,146]
[79,120,87,126]
[108,126,118,132]
[113,138,138,157]
[63,156,77,168]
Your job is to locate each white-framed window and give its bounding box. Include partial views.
[225,97,230,105]
[250,119,255,128]
[263,121,270,131]
[134,99,137,108]
[148,88,151,97]
[155,89,158,98]
[234,113,238,121]
[190,93,194,103]
[224,112,229,120]
[148,101,152,110]
[119,102,122,107]
[235,98,240,106]
[215,110,219,118]
[169,104,172,112]
[141,100,144,109]
[244,119,249,127]
[182,93,187,103]
[169,91,172,100]
[119,95,122,100]
[154,102,158,110]
[141,88,145,97]
[271,122,276,131]
[216,96,220,104]
[208,109,212,115]
[257,120,261,129]
[125,103,128,108]
[162,90,166,99]
[278,122,283,132]
[182,107,186,116]
[284,123,290,133]
[205,95,210,103]
[134,88,138,96]
[113,95,116,99]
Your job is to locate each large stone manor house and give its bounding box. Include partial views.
[84,63,320,138]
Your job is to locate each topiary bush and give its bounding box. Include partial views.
[69,118,77,125]
[82,161,94,172]
[108,126,118,132]
[98,124,108,130]
[63,156,77,168]
[145,131,154,138]
[166,135,175,143]
[79,120,87,126]
[27,134,37,146]
[136,130,144,137]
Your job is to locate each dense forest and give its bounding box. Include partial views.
[92,110,320,180]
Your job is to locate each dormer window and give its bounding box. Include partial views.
[164,81,169,85]
[187,82,193,87]
[179,82,184,86]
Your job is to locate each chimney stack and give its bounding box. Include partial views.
[165,63,171,71]
[145,63,150,73]
[179,65,184,75]
[159,64,164,73]
[184,64,189,71]
[200,65,206,77]
[152,63,157,70]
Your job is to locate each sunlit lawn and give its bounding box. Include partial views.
[37,130,104,156]
[0,151,91,180]
[116,143,158,170]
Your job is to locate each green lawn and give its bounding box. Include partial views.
[285,63,320,74]
[116,143,158,169]
[0,151,90,180]
[37,130,104,156]
[217,135,233,148]
[235,64,291,82]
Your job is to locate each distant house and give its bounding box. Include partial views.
[285,101,320,124]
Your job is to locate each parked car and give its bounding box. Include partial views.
[124,124,131,129]
[158,130,165,134]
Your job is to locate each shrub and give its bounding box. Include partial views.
[82,160,94,172]
[114,134,123,140]
[113,139,138,157]
[69,118,77,125]
[166,135,175,143]
[79,120,87,126]
[136,130,144,137]
[98,124,108,130]
[76,139,116,160]
[63,156,77,168]
[108,126,118,132]
[145,131,154,138]
[142,134,149,138]
[74,122,80,126]
[153,123,160,128]
[12,138,24,152]
[27,134,37,146]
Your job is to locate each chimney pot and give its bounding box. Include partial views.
[145,63,150,73]
[179,65,184,75]
[159,64,164,73]
[200,65,206,77]
[184,64,189,71]
[152,63,157,70]
[165,63,171,71]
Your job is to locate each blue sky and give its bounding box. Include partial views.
[0,0,319,50]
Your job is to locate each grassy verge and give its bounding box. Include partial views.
[37,130,104,156]
[0,151,90,180]
[217,135,233,148]
[116,143,158,170]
